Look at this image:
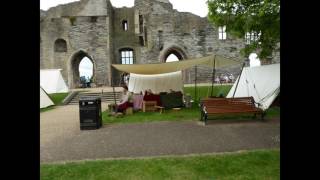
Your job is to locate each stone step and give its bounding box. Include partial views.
[66,91,121,105]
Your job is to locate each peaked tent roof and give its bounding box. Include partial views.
[112,55,242,75]
[40,69,69,94]
[226,63,280,111]
[40,86,54,108]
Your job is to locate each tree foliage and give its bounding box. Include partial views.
[207,0,280,59]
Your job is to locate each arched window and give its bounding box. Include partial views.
[120,48,134,64]
[122,20,128,31]
[54,39,67,52]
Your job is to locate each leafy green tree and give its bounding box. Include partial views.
[207,0,280,60]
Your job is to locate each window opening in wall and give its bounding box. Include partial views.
[144,26,148,46]
[54,39,67,52]
[120,49,134,64]
[139,15,143,33]
[218,26,227,40]
[139,36,144,46]
[90,16,97,23]
[122,20,128,31]
[245,31,261,44]
[158,30,163,50]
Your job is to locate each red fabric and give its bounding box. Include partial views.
[143,94,162,106]
[117,102,133,112]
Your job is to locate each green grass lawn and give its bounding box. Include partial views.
[102,85,280,124]
[49,93,69,105]
[40,93,69,112]
[184,85,233,103]
[40,149,279,180]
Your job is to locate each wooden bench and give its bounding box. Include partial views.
[200,97,265,124]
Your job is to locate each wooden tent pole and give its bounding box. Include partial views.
[232,61,246,98]
[210,55,216,97]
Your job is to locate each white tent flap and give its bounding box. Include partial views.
[226,64,280,111]
[128,71,183,94]
[40,87,54,108]
[40,69,69,94]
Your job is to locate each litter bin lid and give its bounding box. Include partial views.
[79,96,101,101]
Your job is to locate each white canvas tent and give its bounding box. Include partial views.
[128,71,183,94]
[40,87,54,108]
[40,69,69,94]
[227,63,280,111]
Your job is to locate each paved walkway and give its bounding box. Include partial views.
[40,105,280,163]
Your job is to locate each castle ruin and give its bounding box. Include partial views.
[40,0,280,88]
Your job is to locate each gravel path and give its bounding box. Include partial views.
[40,105,280,163]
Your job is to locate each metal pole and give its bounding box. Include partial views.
[194,65,197,102]
[232,62,246,98]
[111,68,117,108]
[210,56,216,97]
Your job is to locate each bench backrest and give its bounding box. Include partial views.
[201,97,256,108]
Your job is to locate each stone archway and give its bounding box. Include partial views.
[68,50,96,89]
[160,45,190,83]
[160,46,188,62]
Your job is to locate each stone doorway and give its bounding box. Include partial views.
[68,50,96,89]
[160,46,190,83]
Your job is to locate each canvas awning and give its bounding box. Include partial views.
[128,71,183,94]
[112,55,242,75]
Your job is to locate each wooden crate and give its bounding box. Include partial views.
[142,101,157,112]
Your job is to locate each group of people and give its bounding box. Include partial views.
[214,74,235,84]
[80,76,92,88]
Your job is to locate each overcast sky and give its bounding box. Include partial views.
[40,0,209,17]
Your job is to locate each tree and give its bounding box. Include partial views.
[207,0,280,60]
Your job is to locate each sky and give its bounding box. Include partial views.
[249,53,261,67]
[79,57,93,78]
[40,0,209,17]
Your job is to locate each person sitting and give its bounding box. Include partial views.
[116,86,133,113]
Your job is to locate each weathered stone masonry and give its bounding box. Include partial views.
[40,0,280,88]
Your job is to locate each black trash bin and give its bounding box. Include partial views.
[79,96,102,130]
